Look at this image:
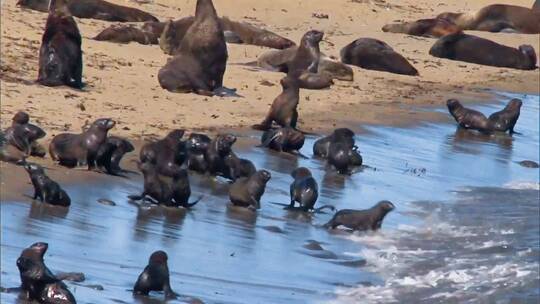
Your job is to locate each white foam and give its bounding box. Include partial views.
[503,181,540,190]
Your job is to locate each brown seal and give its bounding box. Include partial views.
[488,98,522,134]
[313,128,355,158]
[259,127,305,155]
[49,118,116,169]
[446,99,491,132]
[37,0,83,89]
[94,24,158,45]
[382,18,461,38]
[327,141,363,175]
[95,136,135,175]
[229,170,271,209]
[437,4,540,34]
[324,200,395,231]
[139,129,187,177]
[340,38,419,76]
[3,111,46,157]
[158,0,232,96]
[430,33,537,70]
[133,251,177,299]
[186,133,212,173]
[17,0,159,22]
[24,163,71,207]
[252,77,300,131]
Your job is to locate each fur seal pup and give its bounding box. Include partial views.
[223,154,257,181]
[205,133,237,178]
[186,133,212,173]
[17,242,77,303]
[287,167,334,212]
[252,77,300,131]
[313,128,355,158]
[488,98,522,134]
[229,170,271,209]
[95,136,135,175]
[50,118,116,169]
[24,163,71,207]
[260,127,305,156]
[382,18,461,38]
[139,130,187,177]
[437,4,540,34]
[17,0,159,22]
[324,200,395,231]
[446,99,490,132]
[94,24,158,45]
[327,142,363,174]
[0,131,27,163]
[134,251,177,299]
[429,33,537,70]
[4,112,47,157]
[37,0,83,89]
[340,38,419,76]
[158,0,231,96]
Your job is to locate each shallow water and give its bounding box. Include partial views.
[1,92,539,303]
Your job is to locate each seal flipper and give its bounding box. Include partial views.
[182,195,203,208]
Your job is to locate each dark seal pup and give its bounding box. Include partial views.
[37,0,83,89]
[252,77,300,131]
[313,128,356,158]
[96,136,135,175]
[158,0,231,96]
[260,127,305,155]
[186,133,212,173]
[4,111,47,157]
[205,133,236,179]
[324,200,395,231]
[139,129,186,177]
[49,118,116,169]
[446,99,490,133]
[94,24,159,45]
[133,251,177,299]
[17,0,158,22]
[340,38,419,76]
[382,18,461,38]
[223,154,257,181]
[229,170,271,209]
[327,142,363,175]
[488,98,522,134]
[429,33,537,70]
[24,163,71,207]
[17,242,77,303]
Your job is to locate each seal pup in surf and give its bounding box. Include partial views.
[139,130,187,177]
[488,98,522,134]
[287,167,334,213]
[313,128,356,158]
[17,242,77,303]
[252,77,300,131]
[446,99,491,133]
[204,134,252,181]
[49,118,116,169]
[95,136,135,175]
[158,0,233,96]
[259,127,305,156]
[382,18,461,38]
[37,0,83,89]
[340,38,419,76]
[133,251,177,299]
[229,170,271,209]
[223,154,257,181]
[186,133,211,173]
[324,200,395,231]
[437,4,540,34]
[3,111,47,157]
[430,33,537,70]
[17,0,158,22]
[24,163,71,207]
[327,142,363,175]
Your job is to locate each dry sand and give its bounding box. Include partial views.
[1,0,539,139]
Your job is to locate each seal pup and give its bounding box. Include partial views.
[186,133,211,173]
[158,0,232,96]
[446,99,491,132]
[94,24,159,45]
[259,127,305,157]
[313,128,356,158]
[205,133,237,179]
[0,131,27,163]
[139,130,187,177]
[340,38,419,76]
[4,111,47,157]
[229,170,271,209]
[324,201,395,231]
[287,167,334,213]
[223,154,257,181]
[95,136,135,175]
[327,142,363,174]
[382,18,461,38]
[24,163,71,207]
[133,251,177,299]
[429,33,537,70]
[488,98,522,134]
[49,118,116,169]
[37,0,83,89]
[252,77,300,131]
[17,242,77,303]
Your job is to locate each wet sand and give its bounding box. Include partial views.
[1,92,539,303]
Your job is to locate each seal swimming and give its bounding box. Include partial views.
[324,201,395,231]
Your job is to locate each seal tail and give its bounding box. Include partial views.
[314,205,336,213]
[184,195,203,208]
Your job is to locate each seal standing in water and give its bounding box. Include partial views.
[139,130,186,176]
[324,201,395,231]
[133,251,177,299]
[205,133,236,178]
[382,18,461,38]
[37,0,83,89]
[488,98,522,134]
[259,127,305,156]
[313,128,355,158]
[223,154,257,181]
[252,77,300,131]
[429,33,537,70]
[186,133,211,173]
[17,242,77,303]
[229,170,271,209]
[446,99,490,132]
[158,0,231,96]
[24,163,71,207]
[327,142,363,174]
[95,136,135,175]
[49,118,116,169]
[289,167,318,211]
[340,38,419,76]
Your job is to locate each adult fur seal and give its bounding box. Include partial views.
[430,33,537,70]
[49,118,116,169]
[259,127,305,155]
[17,0,158,22]
[340,38,419,76]
[252,77,300,131]
[17,242,77,303]
[134,251,177,299]
[94,24,158,45]
[313,128,355,158]
[229,170,271,209]
[446,99,490,132]
[139,130,187,177]
[186,133,211,173]
[324,200,395,231]
[382,18,461,38]
[24,163,71,207]
[37,0,83,89]
[4,111,46,157]
[488,98,522,134]
[95,136,135,175]
[158,0,231,96]
[437,4,540,34]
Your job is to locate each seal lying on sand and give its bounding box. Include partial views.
[437,4,540,34]
[488,98,522,134]
[229,170,271,209]
[17,0,158,22]
[382,18,461,38]
[94,24,158,44]
[446,99,491,133]
[430,33,537,70]
[24,163,71,207]
[37,0,83,89]
[324,201,395,231]
[134,251,177,299]
[340,38,419,76]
